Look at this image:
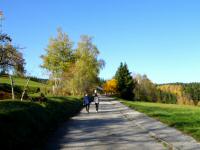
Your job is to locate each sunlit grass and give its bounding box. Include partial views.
[0,77,46,88]
[121,100,200,141]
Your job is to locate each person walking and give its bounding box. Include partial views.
[94,93,99,112]
[83,93,90,113]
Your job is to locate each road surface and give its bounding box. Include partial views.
[46,96,167,150]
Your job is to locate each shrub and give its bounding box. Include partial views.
[0,91,12,99]
[31,93,47,103]
[0,96,82,149]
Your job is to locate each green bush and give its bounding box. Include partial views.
[0,83,22,94]
[0,96,82,149]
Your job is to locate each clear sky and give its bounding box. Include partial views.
[1,0,200,83]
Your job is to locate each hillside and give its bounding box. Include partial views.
[0,76,47,88]
[0,76,49,100]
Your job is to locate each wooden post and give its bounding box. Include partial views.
[21,78,30,101]
[9,75,15,100]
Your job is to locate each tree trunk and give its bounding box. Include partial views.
[9,75,15,100]
[21,78,30,101]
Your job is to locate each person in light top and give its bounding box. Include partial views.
[94,93,99,112]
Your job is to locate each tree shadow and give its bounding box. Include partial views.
[46,116,160,150]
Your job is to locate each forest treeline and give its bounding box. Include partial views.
[158,83,200,105]
[134,75,177,104]
[103,63,178,104]
[103,63,200,105]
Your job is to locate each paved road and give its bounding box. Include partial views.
[46,96,167,150]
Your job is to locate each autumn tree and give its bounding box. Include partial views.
[134,74,158,102]
[134,74,177,104]
[103,79,117,94]
[158,84,189,104]
[115,62,135,99]
[41,30,105,95]
[65,35,104,95]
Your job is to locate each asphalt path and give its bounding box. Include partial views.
[46,96,167,150]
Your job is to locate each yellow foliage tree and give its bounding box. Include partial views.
[103,79,117,94]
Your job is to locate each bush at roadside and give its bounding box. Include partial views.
[0,96,82,149]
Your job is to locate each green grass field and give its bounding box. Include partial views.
[121,100,200,141]
[0,76,49,99]
[0,76,46,88]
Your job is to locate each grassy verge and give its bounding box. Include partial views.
[119,99,200,141]
[0,96,83,149]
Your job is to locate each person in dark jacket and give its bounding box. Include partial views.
[83,93,90,113]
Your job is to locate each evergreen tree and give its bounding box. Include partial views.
[115,62,134,99]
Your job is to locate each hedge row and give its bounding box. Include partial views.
[0,96,83,149]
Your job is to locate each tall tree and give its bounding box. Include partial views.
[65,35,104,95]
[41,28,74,76]
[115,62,134,99]
[134,74,159,102]
[41,28,74,94]
[41,31,105,96]
[0,33,26,99]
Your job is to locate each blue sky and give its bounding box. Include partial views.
[1,0,200,83]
